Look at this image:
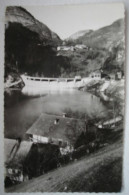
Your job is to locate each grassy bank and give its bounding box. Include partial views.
[64,157,122,192]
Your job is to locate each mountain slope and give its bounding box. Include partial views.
[66,30,93,41]
[59,18,125,76]
[5,6,61,45]
[66,19,124,49]
[5,7,73,79]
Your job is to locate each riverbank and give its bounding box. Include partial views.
[83,79,124,116]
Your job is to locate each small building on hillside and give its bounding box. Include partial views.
[26,113,86,148]
[108,71,123,80]
[89,70,101,80]
[108,73,116,80]
[116,50,124,62]
[116,71,123,80]
[57,46,75,51]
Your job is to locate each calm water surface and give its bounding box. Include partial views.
[4,88,107,139]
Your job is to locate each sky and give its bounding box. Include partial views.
[24,3,124,40]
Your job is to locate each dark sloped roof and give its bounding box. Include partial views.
[4,138,16,163]
[4,138,33,166]
[26,113,86,144]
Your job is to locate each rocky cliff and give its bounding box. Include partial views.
[66,19,124,50]
[5,6,61,45]
[5,7,72,79]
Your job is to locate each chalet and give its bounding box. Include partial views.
[89,70,101,80]
[26,113,86,147]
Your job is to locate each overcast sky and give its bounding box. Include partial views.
[24,3,124,39]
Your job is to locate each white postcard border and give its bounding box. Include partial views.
[0,0,129,195]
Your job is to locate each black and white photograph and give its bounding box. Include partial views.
[3,2,125,192]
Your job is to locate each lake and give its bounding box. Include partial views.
[4,88,107,139]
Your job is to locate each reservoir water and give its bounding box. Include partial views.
[4,88,107,139]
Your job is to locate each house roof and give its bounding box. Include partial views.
[4,138,16,163]
[4,138,33,167]
[26,113,86,144]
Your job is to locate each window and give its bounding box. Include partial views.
[67,79,73,82]
[41,79,48,81]
[50,79,56,82]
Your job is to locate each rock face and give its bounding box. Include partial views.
[5,6,61,45]
[66,30,93,41]
[5,7,72,78]
[61,18,125,76]
[66,19,124,50]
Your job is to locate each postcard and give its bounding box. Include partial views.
[1,1,127,193]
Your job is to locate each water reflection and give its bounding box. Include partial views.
[5,88,107,139]
[22,86,79,96]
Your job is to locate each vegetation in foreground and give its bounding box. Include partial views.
[60,157,122,192]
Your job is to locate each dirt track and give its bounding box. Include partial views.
[6,141,123,192]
